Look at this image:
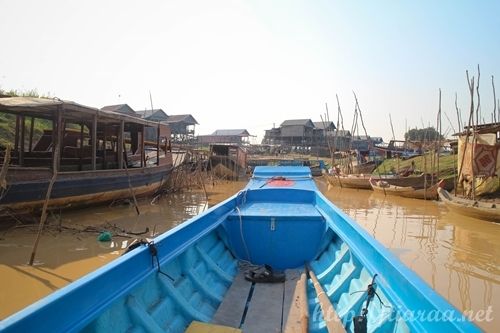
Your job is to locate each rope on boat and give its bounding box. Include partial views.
[124,239,175,282]
[350,274,391,333]
[235,206,252,262]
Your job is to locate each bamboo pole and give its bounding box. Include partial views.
[437,89,442,182]
[79,123,84,171]
[306,265,346,333]
[28,117,35,153]
[19,116,25,166]
[102,124,107,169]
[456,70,476,196]
[389,113,395,141]
[91,114,97,171]
[29,107,62,266]
[14,116,20,153]
[455,93,462,133]
[0,145,11,190]
[29,146,59,265]
[118,120,124,169]
[122,153,140,215]
[491,76,497,123]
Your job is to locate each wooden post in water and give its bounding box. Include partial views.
[19,116,25,166]
[28,117,35,153]
[14,116,20,153]
[29,106,62,266]
[91,114,97,171]
[156,123,160,166]
[79,123,84,171]
[141,125,145,167]
[118,120,124,169]
[102,124,107,170]
[122,151,140,215]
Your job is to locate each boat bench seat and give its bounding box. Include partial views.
[230,202,322,220]
[212,269,306,333]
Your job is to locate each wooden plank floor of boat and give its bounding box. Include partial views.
[212,269,306,333]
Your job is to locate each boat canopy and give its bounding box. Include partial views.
[0,97,160,127]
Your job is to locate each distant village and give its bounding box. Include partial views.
[102,103,384,158]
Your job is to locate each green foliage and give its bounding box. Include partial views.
[0,87,53,149]
[374,153,457,178]
[0,87,51,98]
[404,127,443,141]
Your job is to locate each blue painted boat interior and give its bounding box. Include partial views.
[1,167,480,333]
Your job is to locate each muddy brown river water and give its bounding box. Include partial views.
[0,178,498,331]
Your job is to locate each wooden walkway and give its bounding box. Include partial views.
[212,269,308,333]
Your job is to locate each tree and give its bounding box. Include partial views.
[404,127,443,141]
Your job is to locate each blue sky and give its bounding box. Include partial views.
[0,0,499,142]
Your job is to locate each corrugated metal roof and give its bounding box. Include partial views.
[165,114,199,125]
[137,109,168,121]
[211,129,250,136]
[313,121,336,130]
[280,119,314,127]
[101,104,136,116]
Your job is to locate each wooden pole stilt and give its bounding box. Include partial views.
[29,107,63,266]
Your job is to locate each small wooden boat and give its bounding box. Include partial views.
[0,97,173,214]
[325,172,431,191]
[438,188,500,222]
[380,172,432,188]
[2,167,479,332]
[370,178,444,200]
[324,173,372,189]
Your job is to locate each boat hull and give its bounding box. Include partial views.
[371,179,443,200]
[324,174,372,189]
[0,164,172,212]
[438,188,500,222]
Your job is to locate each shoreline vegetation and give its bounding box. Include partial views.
[374,154,457,179]
[0,88,52,148]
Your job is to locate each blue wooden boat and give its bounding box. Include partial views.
[1,167,479,332]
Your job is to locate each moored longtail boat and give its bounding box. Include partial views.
[438,187,500,222]
[324,172,431,191]
[370,178,444,200]
[1,167,479,332]
[324,173,372,189]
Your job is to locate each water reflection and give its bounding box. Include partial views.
[0,181,246,319]
[318,179,499,331]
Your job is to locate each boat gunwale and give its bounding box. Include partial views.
[314,190,480,332]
